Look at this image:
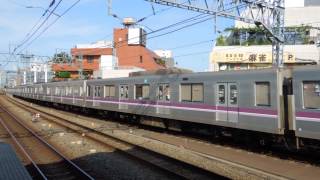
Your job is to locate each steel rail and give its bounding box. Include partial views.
[7,97,207,179]
[0,104,95,180]
[0,117,47,180]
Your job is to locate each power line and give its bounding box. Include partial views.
[72,14,211,56]
[168,39,214,50]
[148,16,212,40]
[174,50,211,58]
[16,0,81,55]
[13,0,63,54]
[69,2,245,56]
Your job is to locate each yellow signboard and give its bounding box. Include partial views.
[211,52,295,63]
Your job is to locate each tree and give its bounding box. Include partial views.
[52,52,72,63]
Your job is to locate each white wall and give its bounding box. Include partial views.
[99,69,144,79]
[100,55,113,70]
[154,50,173,58]
[285,0,304,8]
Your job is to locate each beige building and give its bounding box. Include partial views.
[210,45,318,71]
[210,0,320,71]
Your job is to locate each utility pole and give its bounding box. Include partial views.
[107,0,112,16]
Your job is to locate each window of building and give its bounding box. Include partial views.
[180,83,204,102]
[87,56,94,63]
[140,56,143,63]
[255,82,270,106]
[158,84,170,101]
[104,85,115,97]
[303,81,320,109]
[135,84,149,100]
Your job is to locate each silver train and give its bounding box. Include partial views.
[7,66,320,150]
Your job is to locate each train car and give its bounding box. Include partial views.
[11,67,312,148]
[291,66,320,148]
[82,68,290,139]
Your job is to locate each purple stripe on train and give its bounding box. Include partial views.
[41,95,278,116]
[296,112,320,119]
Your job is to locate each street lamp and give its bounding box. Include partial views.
[26,6,61,17]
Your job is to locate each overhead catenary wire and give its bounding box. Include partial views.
[10,1,246,69]
[16,0,81,55]
[67,2,248,56]
[13,0,63,54]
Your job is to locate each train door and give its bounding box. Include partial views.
[119,84,129,110]
[216,83,239,123]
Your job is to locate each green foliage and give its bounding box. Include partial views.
[216,35,227,46]
[52,52,72,63]
[56,71,71,78]
[217,25,313,46]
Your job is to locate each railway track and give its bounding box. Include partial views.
[7,95,320,180]
[0,104,94,180]
[3,96,222,179]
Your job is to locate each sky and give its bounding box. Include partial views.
[0,0,234,72]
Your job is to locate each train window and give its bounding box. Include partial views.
[120,85,129,99]
[181,83,203,102]
[158,84,170,101]
[192,84,204,102]
[135,84,149,100]
[181,84,192,102]
[218,85,226,104]
[104,85,115,98]
[303,81,320,109]
[55,87,60,95]
[80,86,83,96]
[94,86,102,97]
[255,82,270,106]
[86,86,92,97]
[230,85,238,105]
[69,87,73,96]
[73,87,79,96]
[61,88,65,96]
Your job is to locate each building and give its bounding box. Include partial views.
[52,41,112,80]
[0,71,17,88]
[210,45,317,71]
[154,50,175,68]
[209,0,320,71]
[18,63,53,85]
[114,27,165,70]
[52,21,166,80]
